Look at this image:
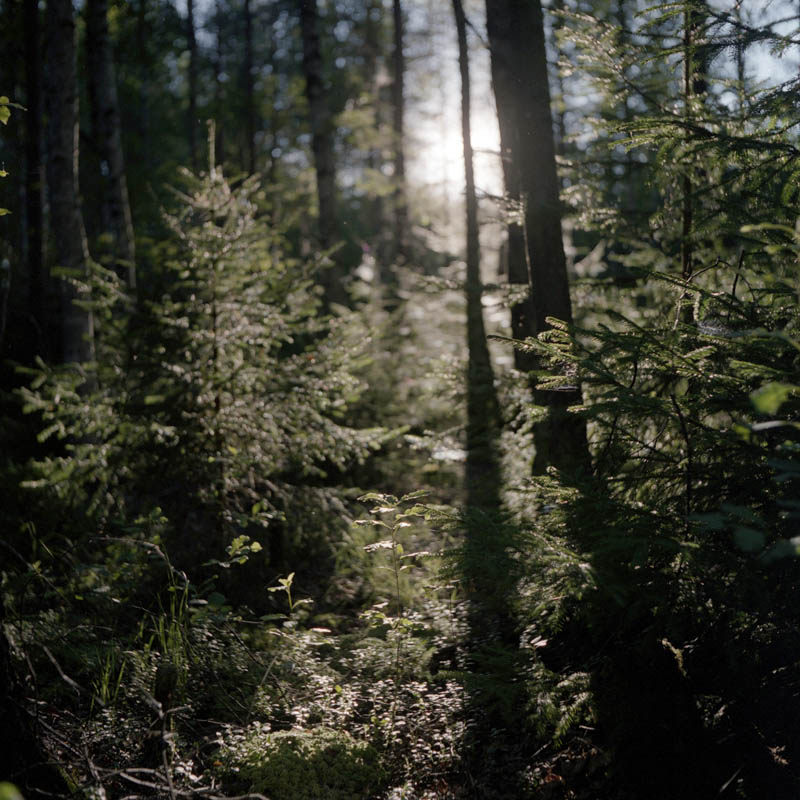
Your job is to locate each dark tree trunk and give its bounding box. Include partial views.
[681,0,709,285]
[242,0,256,175]
[453,8,523,792]
[453,0,500,514]
[213,0,225,166]
[298,0,346,306]
[44,0,95,366]
[24,0,46,354]
[134,0,152,172]
[363,1,388,291]
[391,0,408,265]
[187,0,198,170]
[485,0,587,474]
[86,0,136,290]
[487,10,535,374]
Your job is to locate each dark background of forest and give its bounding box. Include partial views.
[2,0,800,798]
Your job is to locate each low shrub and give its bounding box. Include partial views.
[217,725,386,800]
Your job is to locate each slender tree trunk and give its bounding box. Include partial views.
[213,0,225,166]
[364,0,392,292]
[734,2,746,114]
[298,0,346,306]
[86,0,136,290]
[242,0,256,175]
[135,0,151,169]
[681,0,708,285]
[453,0,500,514]
[485,0,587,474]
[391,0,408,265]
[453,8,524,793]
[44,0,95,366]
[187,0,198,170]
[24,0,46,354]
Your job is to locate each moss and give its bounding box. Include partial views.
[218,725,386,800]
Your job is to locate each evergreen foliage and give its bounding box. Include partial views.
[502,2,800,795]
[217,725,385,800]
[19,159,382,575]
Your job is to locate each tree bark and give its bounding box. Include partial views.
[486,3,535,373]
[86,0,136,290]
[453,8,522,791]
[681,0,709,285]
[391,0,408,265]
[24,0,46,354]
[213,0,225,166]
[453,0,501,514]
[242,0,256,175]
[44,0,95,366]
[298,0,347,306]
[364,0,393,296]
[187,0,198,170]
[485,0,588,474]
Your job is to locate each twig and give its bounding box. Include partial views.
[670,393,693,523]
[42,645,87,701]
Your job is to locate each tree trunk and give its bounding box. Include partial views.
[453,0,501,514]
[298,0,346,306]
[213,0,225,166]
[364,0,393,296]
[86,0,136,290]
[44,0,95,366]
[135,0,151,172]
[486,3,535,374]
[242,0,256,175]
[187,0,198,170]
[391,0,408,265]
[24,0,46,355]
[485,0,587,474]
[681,0,709,285]
[454,9,522,790]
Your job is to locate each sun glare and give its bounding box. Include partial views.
[411,99,503,199]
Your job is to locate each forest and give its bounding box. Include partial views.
[1,0,800,797]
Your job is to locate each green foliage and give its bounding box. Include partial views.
[0,95,21,216]
[18,163,382,572]
[504,3,800,794]
[217,725,385,800]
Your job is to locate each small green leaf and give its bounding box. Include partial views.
[364,540,394,552]
[358,491,391,504]
[400,489,429,501]
[0,208,10,216]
